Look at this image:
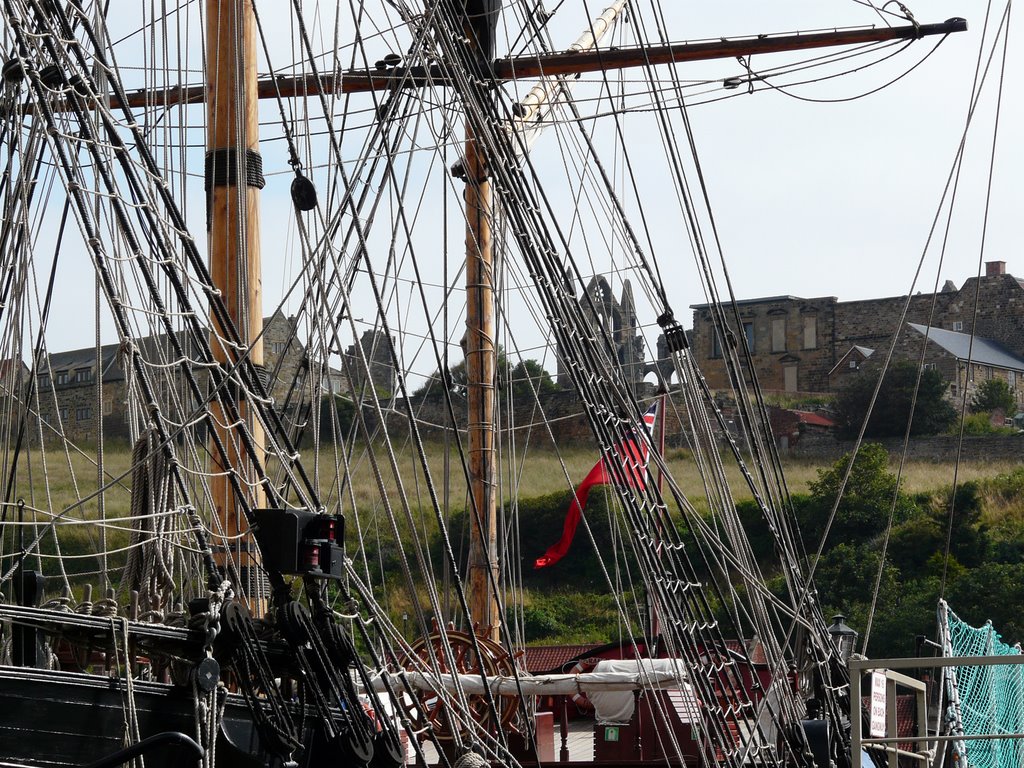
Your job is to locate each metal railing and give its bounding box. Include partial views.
[849,655,1024,768]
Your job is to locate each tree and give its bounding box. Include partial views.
[971,378,1016,415]
[414,347,557,401]
[834,361,956,438]
[802,443,916,546]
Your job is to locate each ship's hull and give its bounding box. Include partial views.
[0,666,263,768]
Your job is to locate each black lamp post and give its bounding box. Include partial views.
[827,614,858,661]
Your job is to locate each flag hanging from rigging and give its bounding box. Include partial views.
[534,402,658,569]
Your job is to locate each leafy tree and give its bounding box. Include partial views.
[815,541,899,619]
[800,443,916,546]
[971,378,1016,415]
[414,346,557,401]
[507,358,558,401]
[834,361,956,438]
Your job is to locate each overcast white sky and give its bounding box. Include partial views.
[21,1,1019,371]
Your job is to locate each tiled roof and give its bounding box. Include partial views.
[793,410,835,428]
[908,323,1024,372]
[522,644,605,675]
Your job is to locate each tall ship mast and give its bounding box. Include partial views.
[0,3,1011,768]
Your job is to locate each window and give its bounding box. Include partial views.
[59,407,69,421]
[76,407,91,421]
[783,365,798,393]
[952,320,964,332]
[103,397,114,416]
[743,322,755,353]
[771,318,786,352]
[950,384,958,397]
[38,373,50,390]
[711,330,723,359]
[74,368,93,383]
[849,359,858,370]
[1010,372,1017,390]
[55,370,69,385]
[802,315,817,350]
[270,341,287,356]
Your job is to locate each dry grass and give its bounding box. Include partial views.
[10,442,1019,520]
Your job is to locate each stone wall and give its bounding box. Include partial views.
[788,433,1024,462]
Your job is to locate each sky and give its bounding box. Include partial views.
[11,1,1020,380]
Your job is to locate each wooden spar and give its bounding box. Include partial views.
[513,0,628,129]
[108,19,966,109]
[206,0,266,607]
[510,0,628,157]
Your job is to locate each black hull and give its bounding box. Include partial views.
[0,666,263,768]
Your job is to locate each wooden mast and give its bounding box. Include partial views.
[206,0,266,604]
[464,4,501,642]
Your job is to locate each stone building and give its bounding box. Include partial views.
[690,295,838,393]
[894,324,1024,410]
[34,313,308,444]
[690,261,1024,397]
[558,276,648,396]
[342,329,395,398]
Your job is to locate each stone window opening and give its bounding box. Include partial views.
[743,322,755,353]
[802,315,817,350]
[711,329,723,359]
[952,320,964,332]
[771,318,786,353]
[74,367,93,383]
[76,407,91,421]
[56,371,69,385]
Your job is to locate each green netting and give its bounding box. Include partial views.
[945,606,1024,768]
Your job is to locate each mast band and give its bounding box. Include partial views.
[204,148,266,190]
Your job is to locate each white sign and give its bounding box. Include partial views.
[870,671,888,738]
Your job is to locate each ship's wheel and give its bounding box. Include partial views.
[398,625,520,742]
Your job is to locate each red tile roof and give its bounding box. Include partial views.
[792,410,835,428]
[522,644,605,674]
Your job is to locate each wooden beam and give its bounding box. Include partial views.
[109,19,967,109]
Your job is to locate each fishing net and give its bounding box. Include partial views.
[941,602,1024,768]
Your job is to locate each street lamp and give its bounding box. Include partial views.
[827,614,858,661]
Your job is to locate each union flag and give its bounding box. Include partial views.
[534,403,658,569]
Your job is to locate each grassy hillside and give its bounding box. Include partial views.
[7,441,1023,659]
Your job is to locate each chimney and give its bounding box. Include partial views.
[985,260,1006,277]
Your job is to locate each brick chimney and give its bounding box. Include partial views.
[985,260,1007,276]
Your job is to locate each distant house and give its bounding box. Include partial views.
[768,407,836,452]
[30,313,309,444]
[690,294,837,393]
[827,345,875,391]
[691,261,1024,397]
[901,323,1024,408]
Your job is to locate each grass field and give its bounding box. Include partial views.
[10,441,1020,520]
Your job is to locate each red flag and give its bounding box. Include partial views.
[534,403,658,569]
